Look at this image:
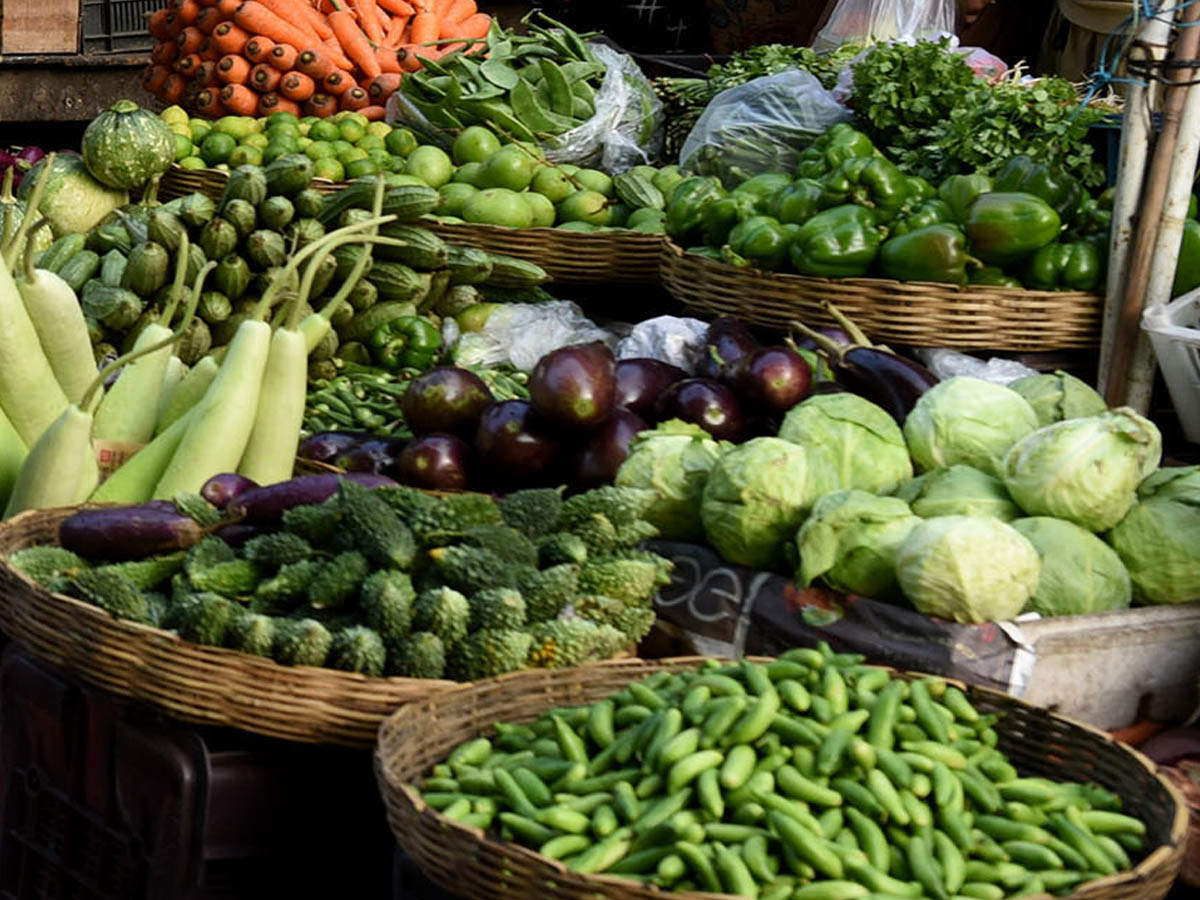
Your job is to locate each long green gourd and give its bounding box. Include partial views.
[154,355,219,436]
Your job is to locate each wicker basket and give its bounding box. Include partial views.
[1161,760,1200,886]
[375,656,1188,900]
[160,164,347,201]
[426,220,664,285]
[0,507,458,749]
[660,241,1103,351]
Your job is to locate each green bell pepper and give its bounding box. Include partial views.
[992,154,1083,225]
[789,204,884,277]
[969,266,1023,288]
[890,199,954,237]
[879,224,974,285]
[732,172,794,212]
[905,176,937,203]
[369,315,442,371]
[1069,196,1112,238]
[794,123,876,179]
[664,176,726,245]
[685,246,725,262]
[964,192,1062,265]
[821,156,910,222]
[1173,219,1200,297]
[771,178,826,225]
[727,215,791,271]
[701,193,759,247]
[719,245,753,268]
[1023,240,1101,291]
[938,174,994,224]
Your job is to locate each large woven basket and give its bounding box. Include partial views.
[160,164,348,201]
[426,220,664,285]
[0,507,458,749]
[660,241,1103,351]
[375,657,1187,900]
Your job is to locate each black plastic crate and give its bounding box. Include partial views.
[82,0,157,55]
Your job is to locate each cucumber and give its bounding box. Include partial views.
[57,250,101,293]
[483,253,549,288]
[99,249,128,288]
[42,233,88,271]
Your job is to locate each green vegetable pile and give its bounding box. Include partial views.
[415,649,1148,897]
[9,482,671,680]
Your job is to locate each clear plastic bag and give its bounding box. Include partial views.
[615,315,711,372]
[449,301,616,372]
[386,43,663,174]
[679,70,850,187]
[916,348,1040,385]
[813,0,957,52]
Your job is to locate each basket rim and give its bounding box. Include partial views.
[375,655,1190,900]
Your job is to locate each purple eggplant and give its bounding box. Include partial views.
[335,438,403,474]
[793,326,853,352]
[657,378,746,441]
[529,341,617,431]
[614,358,688,421]
[59,505,208,560]
[474,400,560,483]
[228,473,396,523]
[200,473,259,510]
[400,367,494,437]
[214,523,263,547]
[696,317,759,382]
[734,345,813,415]
[395,433,472,491]
[15,146,44,168]
[573,408,648,488]
[297,431,372,464]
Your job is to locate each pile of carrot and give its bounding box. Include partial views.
[143,0,492,119]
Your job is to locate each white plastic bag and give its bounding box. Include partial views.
[814,0,957,52]
[615,315,711,373]
[450,301,616,372]
[916,348,1040,385]
[679,70,850,187]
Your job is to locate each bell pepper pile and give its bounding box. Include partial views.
[665,122,1121,292]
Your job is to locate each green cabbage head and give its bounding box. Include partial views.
[1002,408,1162,532]
[896,515,1041,623]
[1011,517,1131,617]
[903,376,1039,477]
[894,464,1021,521]
[777,392,913,496]
[796,490,920,599]
[1008,370,1107,427]
[615,421,726,541]
[700,437,815,570]
[1108,466,1200,605]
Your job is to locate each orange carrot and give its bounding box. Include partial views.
[220,83,259,114]
[196,0,219,5]
[149,8,174,39]
[321,36,356,70]
[244,35,276,61]
[192,60,219,86]
[194,6,222,32]
[278,0,335,40]
[382,13,408,47]
[143,64,172,94]
[151,40,179,64]
[160,73,188,104]
[194,87,226,116]
[217,0,240,14]
[429,0,451,17]
[377,0,414,14]
[367,72,401,101]
[408,11,436,45]
[441,0,473,25]
[452,12,489,41]
[268,42,298,70]
[396,44,422,72]
[176,53,204,76]
[375,47,401,73]
[163,10,184,38]
[250,62,283,92]
[353,0,384,44]
[328,10,381,78]
[279,70,316,101]
[322,69,355,95]
[340,86,369,110]
[257,0,321,41]
[232,2,315,51]
[359,104,387,121]
[258,92,302,115]
[176,0,201,21]
[217,53,252,83]
[179,25,205,53]
[297,46,336,80]
[211,21,249,54]
[305,92,337,117]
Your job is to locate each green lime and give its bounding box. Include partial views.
[189,119,212,143]
[228,145,264,167]
[338,146,369,165]
[384,128,419,157]
[338,119,366,143]
[405,145,454,188]
[331,139,353,156]
[531,166,575,204]
[214,115,255,140]
[262,140,294,165]
[313,157,345,182]
[356,134,386,153]
[297,122,311,137]
[437,182,478,218]
[345,158,380,178]
[172,133,193,162]
[305,140,336,160]
[366,121,392,139]
[367,148,392,170]
[300,116,321,131]
[463,188,533,228]
[266,111,299,130]
[178,156,207,171]
[522,190,556,227]
[243,133,269,149]
[309,120,340,142]
[478,146,535,191]
[452,126,502,165]
[574,168,613,197]
[169,123,192,140]
[626,207,666,231]
[557,189,611,226]
[386,155,408,173]
[453,162,485,187]
[199,131,237,166]
[266,123,301,143]
[296,136,313,151]
[268,134,299,156]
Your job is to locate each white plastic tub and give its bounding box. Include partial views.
[1143,287,1200,443]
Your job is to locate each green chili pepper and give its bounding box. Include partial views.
[368,315,442,371]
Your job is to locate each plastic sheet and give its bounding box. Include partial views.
[813,0,956,52]
[615,315,710,372]
[450,301,614,372]
[916,348,1040,385]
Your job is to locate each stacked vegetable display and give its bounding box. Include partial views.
[143,0,493,118]
[9,477,670,679]
[415,651,1148,897]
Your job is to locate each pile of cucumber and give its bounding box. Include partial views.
[416,647,1149,899]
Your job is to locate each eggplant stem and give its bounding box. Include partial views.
[790,319,847,363]
[820,301,874,348]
